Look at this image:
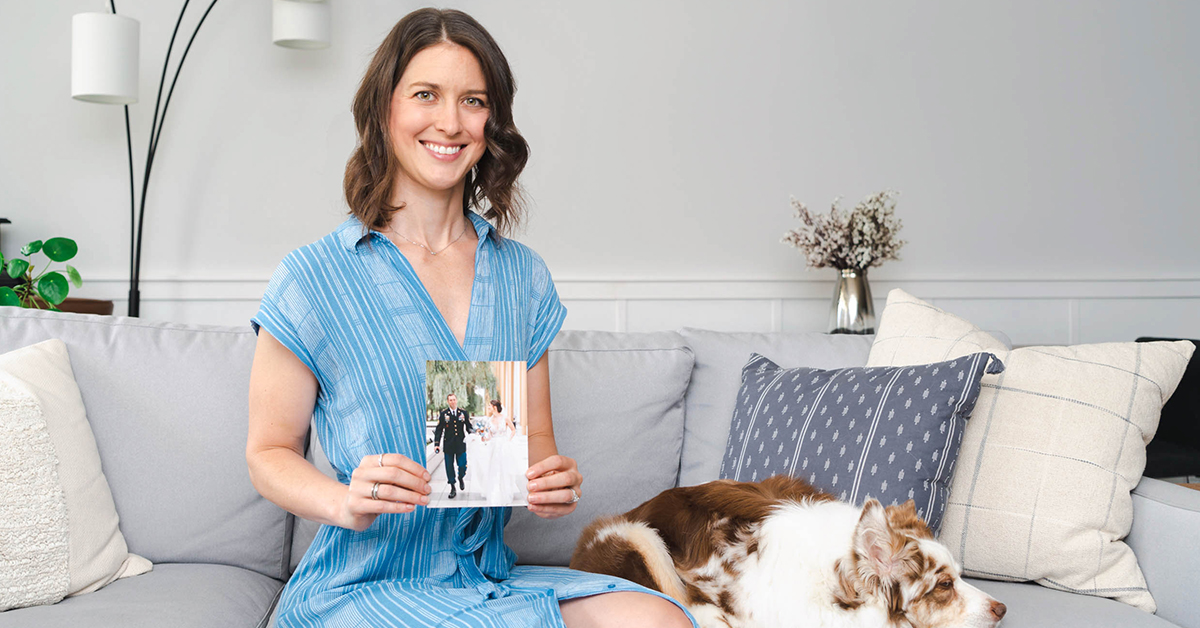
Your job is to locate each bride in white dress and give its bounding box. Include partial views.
[481,400,521,505]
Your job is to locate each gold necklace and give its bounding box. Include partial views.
[390,222,469,256]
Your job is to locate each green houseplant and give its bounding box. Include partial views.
[0,237,83,310]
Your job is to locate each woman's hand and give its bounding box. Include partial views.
[525,454,582,519]
[337,453,432,532]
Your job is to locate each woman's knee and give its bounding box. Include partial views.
[560,591,692,628]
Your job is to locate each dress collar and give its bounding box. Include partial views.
[337,211,494,253]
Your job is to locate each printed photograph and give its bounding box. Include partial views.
[424,360,529,508]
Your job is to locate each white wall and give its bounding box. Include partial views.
[1,1,1197,343]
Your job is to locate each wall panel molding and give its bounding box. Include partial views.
[76,276,1200,301]
[73,277,1200,344]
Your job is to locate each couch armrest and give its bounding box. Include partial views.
[1127,477,1200,628]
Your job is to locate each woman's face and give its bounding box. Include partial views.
[389,42,490,196]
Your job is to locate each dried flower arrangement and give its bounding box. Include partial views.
[782,190,906,271]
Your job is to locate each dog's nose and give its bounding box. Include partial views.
[990,601,1007,620]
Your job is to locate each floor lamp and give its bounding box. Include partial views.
[72,1,219,318]
[72,0,328,317]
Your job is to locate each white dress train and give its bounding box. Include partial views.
[483,415,522,505]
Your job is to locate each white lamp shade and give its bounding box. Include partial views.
[72,12,139,104]
[273,0,331,50]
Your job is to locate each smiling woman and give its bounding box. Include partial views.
[245,7,695,628]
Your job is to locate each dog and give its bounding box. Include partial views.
[570,475,1006,628]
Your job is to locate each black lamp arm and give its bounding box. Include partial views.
[111,0,140,315]
[133,0,220,305]
[109,0,218,317]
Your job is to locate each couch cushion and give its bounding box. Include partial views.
[0,340,151,611]
[0,309,291,581]
[1128,478,1200,628]
[0,563,283,628]
[504,330,693,566]
[678,328,874,487]
[720,351,1002,534]
[969,579,1178,628]
[867,289,1194,612]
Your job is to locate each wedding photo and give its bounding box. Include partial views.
[424,360,529,509]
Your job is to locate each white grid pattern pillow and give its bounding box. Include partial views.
[866,289,1194,612]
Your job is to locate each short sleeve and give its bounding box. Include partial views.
[526,251,568,369]
[251,254,319,376]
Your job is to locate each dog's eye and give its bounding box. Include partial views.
[937,580,953,590]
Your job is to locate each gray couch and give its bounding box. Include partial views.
[0,308,1196,628]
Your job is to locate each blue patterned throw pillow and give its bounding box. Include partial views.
[719,352,1003,533]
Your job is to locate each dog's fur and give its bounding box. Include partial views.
[570,475,1006,628]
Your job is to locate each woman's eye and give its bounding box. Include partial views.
[415,91,434,101]
[465,97,486,107]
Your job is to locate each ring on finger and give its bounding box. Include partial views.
[371,482,380,500]
[568,487,580,504]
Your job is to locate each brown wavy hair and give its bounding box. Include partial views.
[344,9,529,238]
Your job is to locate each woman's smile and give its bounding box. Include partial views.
[420,140,466,160]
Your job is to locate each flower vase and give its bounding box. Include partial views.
[828,268,875,334]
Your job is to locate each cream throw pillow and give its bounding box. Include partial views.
[866,289,1193,612]
[0,339,151,611]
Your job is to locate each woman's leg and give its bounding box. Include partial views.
[560,591,693,628]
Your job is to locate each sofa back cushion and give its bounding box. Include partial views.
[677,328,874,487]
[866,289,1193,612]
[719,351,1004,534]
[0,309,291,581]
[505,330,693,566]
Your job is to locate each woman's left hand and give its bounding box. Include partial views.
[525,454,582,519]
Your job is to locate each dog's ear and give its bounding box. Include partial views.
[854,499,906,582]
[885,499,932,540]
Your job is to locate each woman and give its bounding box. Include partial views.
[481,399,521,504]
[245,8,694,628]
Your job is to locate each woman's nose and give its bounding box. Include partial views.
[434,102,462,135]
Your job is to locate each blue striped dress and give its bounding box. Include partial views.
[252,212,696,627]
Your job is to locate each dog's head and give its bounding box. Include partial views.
[833,499,1006,628]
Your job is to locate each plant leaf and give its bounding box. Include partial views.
[7,258,30,279]
[42,238,78,263]
[21,240,43,256]
[0,287,20,307]
[66,265,83,288]
[37,272,69,305]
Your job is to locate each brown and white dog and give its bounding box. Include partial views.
[570,475,1006,628]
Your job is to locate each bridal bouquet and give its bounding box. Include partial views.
[782,190,906,271]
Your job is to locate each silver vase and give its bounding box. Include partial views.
[828,268,875,334]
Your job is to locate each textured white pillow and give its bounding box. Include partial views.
[867,289,1193,612]
[0,339,151,611]
[0,373,70,610]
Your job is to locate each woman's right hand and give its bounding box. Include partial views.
[338,453,432,531]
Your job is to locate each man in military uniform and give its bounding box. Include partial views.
[433,393,473,498]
